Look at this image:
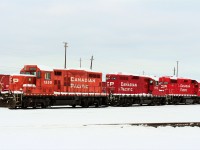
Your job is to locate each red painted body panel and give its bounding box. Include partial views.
[53,69,102,94]
[152,84,166,96]
[14,65,54,95]
[0,75,10,91]
[101,82,107,93]
[106,74,155,95]
[197,83,200,96]
[154,76,198,96]
[9,74,36,93]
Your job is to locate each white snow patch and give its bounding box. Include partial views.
[0,105,200,150]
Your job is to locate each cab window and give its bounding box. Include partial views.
[45,72,51,80]
[37,72,41,78]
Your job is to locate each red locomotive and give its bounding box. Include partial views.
[154,76,199,104]
[0,65,107,108]
[106,73,156,106]
[0,64,200,108]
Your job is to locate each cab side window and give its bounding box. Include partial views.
[45,72,51,80]
[37,72,41,78]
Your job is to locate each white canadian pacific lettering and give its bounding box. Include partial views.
[120,87,133,92]
[121,82,137,87]
[180,88,187,92]
[179,84,190,88]
[71,77,95,83]
[70,83,88,89]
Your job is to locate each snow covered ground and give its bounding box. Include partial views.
[0,105,200,150]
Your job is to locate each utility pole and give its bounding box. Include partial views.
[63,42,68,69]
[80,58,82,68]
[176,61,179,77]
[90,55,94,70]
[173,67,176,76]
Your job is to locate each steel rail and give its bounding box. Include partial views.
[84,122,200,127]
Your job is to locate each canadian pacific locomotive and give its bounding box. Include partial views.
[0,64,200,108]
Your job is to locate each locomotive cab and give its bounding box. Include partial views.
[20,65,54,95]
[7,65,54,108]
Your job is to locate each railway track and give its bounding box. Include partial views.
[85,122,200,128]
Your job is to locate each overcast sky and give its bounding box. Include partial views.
[1,0,200,79]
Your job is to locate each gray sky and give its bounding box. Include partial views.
[1,0,200,79]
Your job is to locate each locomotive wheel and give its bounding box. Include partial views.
[125,99,132,107]
[122,98,127,107]
[84,102,89,108]
[99,99,102,107]
[160,99,166,105]
[41,103,47,108]
[9,99,16,109]
[22,102,27,109]
[95,101,99,108]
[122,99,131,107]
[95,99,102,108]
[82,100,89,108]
